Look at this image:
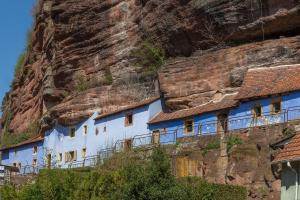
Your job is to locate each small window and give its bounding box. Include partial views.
[13,163,17,167]
[95,128,99,136]
[58,153,63,162]
[65,151,77,163]
[33,146,38,154]
[184,119,194,134]
[69,127,76,138]
[271,100,281,114]
[103,126,107,133]
[14,149,17,156]
[32,159,37,167]
[125,113,133,126]
[83,125,88,135]
[252,105,262,118]
[82,148,87,158]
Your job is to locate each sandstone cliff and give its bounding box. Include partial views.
[1,0,300,134]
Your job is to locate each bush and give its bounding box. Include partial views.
[0,148,247,200]
[227,135,243,153]
[130,40,165,80]
[14,53,26,78]
[0,121,40,148]
[202,142,220,156]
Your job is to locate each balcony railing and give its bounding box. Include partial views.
[16,106,300,175]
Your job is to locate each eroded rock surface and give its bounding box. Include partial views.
[1,0,300,133]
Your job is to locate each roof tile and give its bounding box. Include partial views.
[274,133,300,163]
[237,64,300,100]
[149,94,238,124]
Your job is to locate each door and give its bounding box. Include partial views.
[217,112,228,134]
[47,154,52,169]
[124,139,133,152]
[152,130,160,145]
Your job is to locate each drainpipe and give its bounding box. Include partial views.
[287,161,298,200]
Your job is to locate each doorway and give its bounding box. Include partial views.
[152,130,160,145]
[47,154,52,169]
[217,112,228,134]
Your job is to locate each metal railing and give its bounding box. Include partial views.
[16,107,300,175]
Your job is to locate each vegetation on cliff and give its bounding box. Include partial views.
[0,148,246,200]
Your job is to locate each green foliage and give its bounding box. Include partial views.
[14,53,26,78]
[104,67,113,85]
[75,75,112,92]
[227,135,243,153]
[202,142,220,156]
[0,148,247,200]
[0,121,40,148]
[130,40,165,80]
[283,127,295,136]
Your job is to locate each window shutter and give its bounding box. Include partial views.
[74,151,77,161]
[65,153,68,162]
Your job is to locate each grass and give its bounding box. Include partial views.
[202,142,220,156]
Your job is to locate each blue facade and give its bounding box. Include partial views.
[1,90,300,173]
[1,140,44,171]
[149,112,218,144]
[94,99,162,150]
[228,91,300,131]
[148,91,300,144]
[43,99,162,168]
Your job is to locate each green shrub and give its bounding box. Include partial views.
[227,135,243,153]
[0,121,40,148]
[0,148,247,200]
[202,142,220,156]
[14,53,26,78]
[130,40,165,80]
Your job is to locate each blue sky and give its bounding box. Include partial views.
[0,0,36,113]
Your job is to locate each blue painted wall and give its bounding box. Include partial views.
[148,91,300,143]
[228,91,300,130]
[43,99,162,168]
[1,141,44,169]
[43,112,98,168]
[94,99,163,150]
[149,112,217,144]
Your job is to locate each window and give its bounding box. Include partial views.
[33,146,38,154]
[184,119,194,134]
[103,126,107,133]
[14,149,17,156]
[271,100,281,114]
[124,139,133,151]
[82,148,87,158]
[69,127,76,138]
[125,113,133,126]
[95,128,99,136]
[152,130,160,145]
[83,125,88,135]
[65,151,77,163]
[58,153,63,162]
[252,105,262,118]
[32,159,37,167]
[13,163,17,167]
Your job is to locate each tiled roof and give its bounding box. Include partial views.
[273,133,300,163]
[94,96,160,121]
[149,93,238,124]
[0,135,44,151]
[237,64,300,100]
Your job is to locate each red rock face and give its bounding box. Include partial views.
[1,0,300,133]
[160,36,300,110]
